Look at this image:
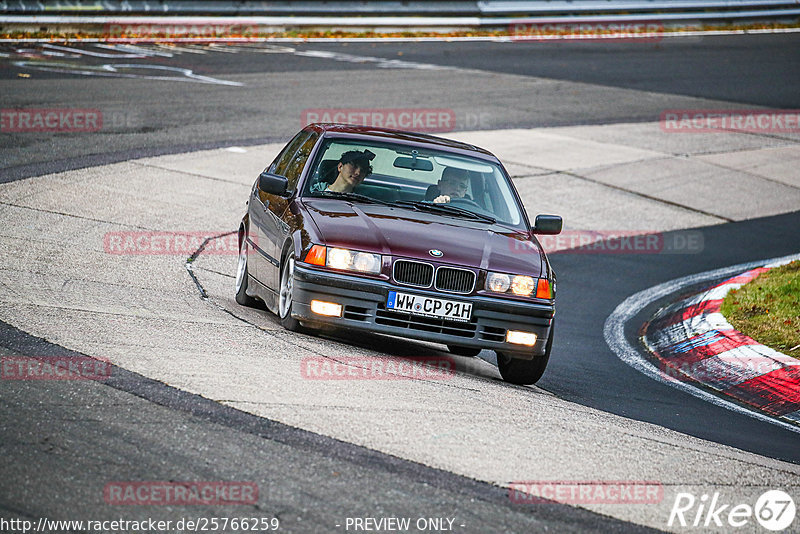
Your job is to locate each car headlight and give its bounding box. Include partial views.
[486,272,511,293]
[486,272,551,299]
[304,245,382,275]
[511,275,535,296]
[327,248,353,270]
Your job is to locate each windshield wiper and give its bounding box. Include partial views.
[394,201,496,224]
[316,190,395,207]
[314,193,497,224]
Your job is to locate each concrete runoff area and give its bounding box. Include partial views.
[1,121,799,531]
[0,334,659,534]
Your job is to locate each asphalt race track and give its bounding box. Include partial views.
[2,33,798,180]
[550,210,800,460]
[1,34,799,533]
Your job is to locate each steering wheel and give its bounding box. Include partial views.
[449,197,483,210]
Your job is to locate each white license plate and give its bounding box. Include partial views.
[386,291,472,322]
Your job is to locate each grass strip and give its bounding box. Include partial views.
[721,260,800,359]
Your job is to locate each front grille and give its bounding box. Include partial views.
[376,304,477,338]
[393,260,434,288]
[435,267,475,294]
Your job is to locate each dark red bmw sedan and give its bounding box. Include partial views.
[235,124,562,384]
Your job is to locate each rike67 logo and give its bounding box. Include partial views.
[668,490,795,531]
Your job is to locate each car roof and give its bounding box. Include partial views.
[304,123,500,163]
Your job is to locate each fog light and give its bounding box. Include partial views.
[310,300,342,317]
[506,330,537,346]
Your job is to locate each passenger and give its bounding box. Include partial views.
[313,150,375,193]
[432,167,470,204]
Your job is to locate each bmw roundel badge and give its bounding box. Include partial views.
[429,249,443,257]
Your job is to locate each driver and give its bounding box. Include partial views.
[433,167,470,204]
[313,149,375,193]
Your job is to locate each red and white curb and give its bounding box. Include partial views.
[644,259,800,425]
[604,252,800,434]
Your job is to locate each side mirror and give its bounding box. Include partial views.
[532,214,562,235]
[258,171,289,196]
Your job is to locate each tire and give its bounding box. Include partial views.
[447,344,481,357]
[278,251,303,332]
[496,321,554,385]
[235,233,257,307]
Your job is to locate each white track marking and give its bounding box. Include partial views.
[292,49,457,71]
[42,43,146,58]
[604,252,800,434]
[202,44,461,70]
[765,257,799,268]
[96,43,174,57]
[13,60,243,86]
[241,44,297,53]
[155,43,208,54]
[206,43,242,53]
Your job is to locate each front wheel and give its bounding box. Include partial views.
[278,252,303,332]
[496,321,554,385]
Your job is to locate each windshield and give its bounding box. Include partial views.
[301,138,524,227]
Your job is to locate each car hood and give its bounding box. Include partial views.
[302,199,543,276]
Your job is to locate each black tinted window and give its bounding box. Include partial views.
[271,130,319,191]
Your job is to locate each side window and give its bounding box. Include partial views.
[284,131,319,191]
[269,130,319,191]
[270,131,309,175]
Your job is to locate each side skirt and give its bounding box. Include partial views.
[249,274,278,314]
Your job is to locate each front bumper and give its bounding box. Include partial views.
[292,263,554,358]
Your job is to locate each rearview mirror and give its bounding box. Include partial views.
[393,156,433,171]
[532,214,562,235]
[258,171,289,196]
